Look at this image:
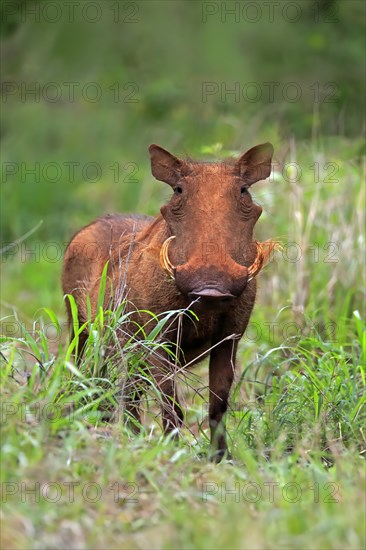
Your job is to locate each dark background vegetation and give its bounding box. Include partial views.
[1,0,365,242]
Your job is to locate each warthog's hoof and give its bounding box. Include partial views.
[209,449,233,463]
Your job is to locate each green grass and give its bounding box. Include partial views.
[1,300,365,549]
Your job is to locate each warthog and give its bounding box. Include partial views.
[62,142,274,460]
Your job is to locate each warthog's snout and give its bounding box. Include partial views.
[188,287,236,304]
[175,260,250,303]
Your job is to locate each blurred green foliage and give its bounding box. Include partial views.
[1,0,365,244]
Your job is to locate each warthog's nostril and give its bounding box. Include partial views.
[188,288,236,302]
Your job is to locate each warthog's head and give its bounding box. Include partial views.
[149,142,274,305]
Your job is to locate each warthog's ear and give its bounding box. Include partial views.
[235,142,274,187]
[149,144,183,186]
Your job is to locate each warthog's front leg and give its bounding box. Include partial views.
[124,382,142,433]
[208,338,237,462]
[151,358,184,436]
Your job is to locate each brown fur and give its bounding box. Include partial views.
[62,142,274,461]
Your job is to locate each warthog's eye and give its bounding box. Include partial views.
[174,186,183,195]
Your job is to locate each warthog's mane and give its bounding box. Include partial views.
[184,157,237,166]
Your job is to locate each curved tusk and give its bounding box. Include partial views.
[247,241,264,282]
[160,236,176,279]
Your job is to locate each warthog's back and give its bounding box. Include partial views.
[62,214,153,307]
